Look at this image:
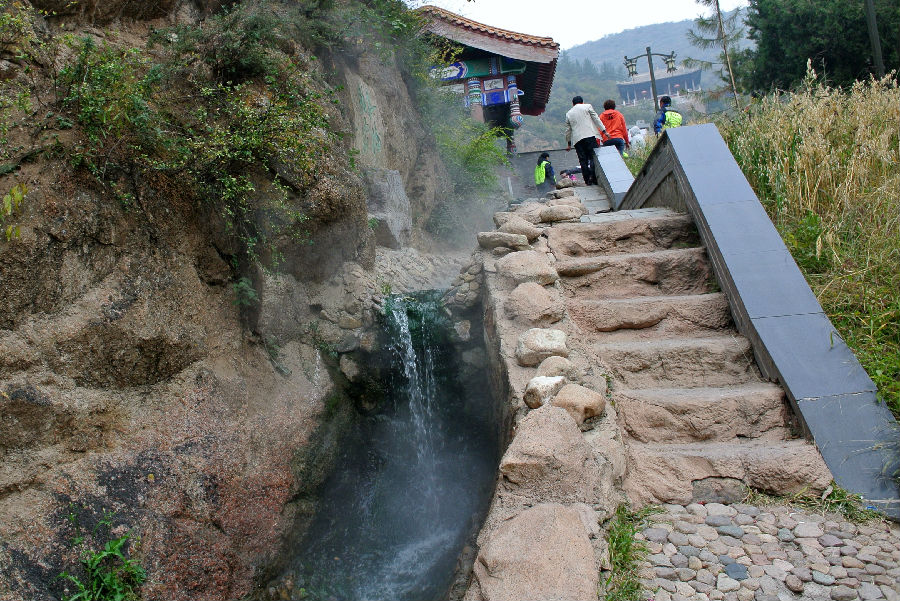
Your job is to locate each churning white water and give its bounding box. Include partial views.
[289,295,500,601]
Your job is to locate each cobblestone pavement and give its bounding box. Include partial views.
[638,503,900,601]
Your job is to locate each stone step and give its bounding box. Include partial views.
[615,383,792,443]
[595,336,760,389]
[556,248,714,300]
[548,212,699,258]
[623,438,833,505]
[567,293,732,339]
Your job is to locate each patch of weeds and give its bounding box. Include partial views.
[367,216,379,231]
[231,277,259,307]
[1,182,26,240]
[59,505,145,601]
[306,321,337,359]
[601,504,659,601]
[743,483,881,523]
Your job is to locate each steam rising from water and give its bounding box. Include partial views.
[289,295,499,600]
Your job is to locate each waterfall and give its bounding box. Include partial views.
[284,294,499,601]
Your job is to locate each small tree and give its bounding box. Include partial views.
[685,0,743,110]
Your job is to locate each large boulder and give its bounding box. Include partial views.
[536,356,579,381]
[499,406,601,503]
[477,231,530,251]
[503,282,565,326]
[498,215,542,242]
[496,251,558,286]
[513,202,545,224]
[523,375,566,409]
[515,328,568,367]
[553,383,607,426]
[539,205,583,223]
[471,503,598,601]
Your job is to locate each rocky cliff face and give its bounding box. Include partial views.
[0,3,461,599]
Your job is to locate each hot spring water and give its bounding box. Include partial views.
[287,294,500,600]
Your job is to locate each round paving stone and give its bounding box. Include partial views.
[719,526,746,538]
[737,587,755,601]
[844,557,866,569]
[696,569,715,585]
[793,567,812,582]
[832,585,860,601]
[676,568,697,582]
[795,523,826,538]
[646,528,671,543]
[657,567,678,580]
[820,534,844,547]
[858,583,884,600]
[721,555,736,565]
[688,556,703,571]
[718,574,741,592]
[679,546,702,558]
[785,574,805,593]
[676,521,700,534]
[814,571,837,586]
[669,532,690,546]
[707,503,737,517]
[689,534,707,547]
[671,554,689,568]
[735,515,756,526]
[778,529,795,542]
[721,535,743,547]
[726,563,750,580]
[707,515,734,527]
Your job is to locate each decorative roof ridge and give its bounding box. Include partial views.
[418,5,559,50]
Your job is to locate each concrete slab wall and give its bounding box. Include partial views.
[592,146,634,210]
[617,123,900,519]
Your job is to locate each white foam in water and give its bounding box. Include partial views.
[286,295,499,601]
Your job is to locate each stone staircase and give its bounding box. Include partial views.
[546,199,832,507]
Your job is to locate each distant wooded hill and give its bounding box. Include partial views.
[565,9,751,89]
[514,9,751,152]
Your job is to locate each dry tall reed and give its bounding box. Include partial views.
[719,69,900,418]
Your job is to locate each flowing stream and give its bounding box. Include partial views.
[288,294,500,600]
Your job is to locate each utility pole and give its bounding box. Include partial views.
[624,47,678,111]
[863,0,885,77]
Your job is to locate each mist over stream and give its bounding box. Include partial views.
[286,293,501,600]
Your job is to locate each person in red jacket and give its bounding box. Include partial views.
[599,99,630,156]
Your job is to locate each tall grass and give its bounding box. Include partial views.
[718,70,900,419]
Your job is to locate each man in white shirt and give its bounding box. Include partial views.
[565,96,607,186]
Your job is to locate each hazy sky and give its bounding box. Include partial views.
[410,0,749,49]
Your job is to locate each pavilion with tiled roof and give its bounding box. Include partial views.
[418,5,559,144]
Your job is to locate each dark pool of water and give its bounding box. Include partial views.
[286,296,501,601]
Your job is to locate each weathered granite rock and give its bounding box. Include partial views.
[503,282,565,326]
[515,328,569,367]
[536,356,579,380]
[471,503,598,601]
[552,383,607,425]
[523,375,566,409]
[498,215,543,242]
[499,406,601,503]
[363,168,411,248]
[496,251,558,286]
[556,177,574,189]
[477,231,530,251]
[539,205,582,223]
[550,188,576,198]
